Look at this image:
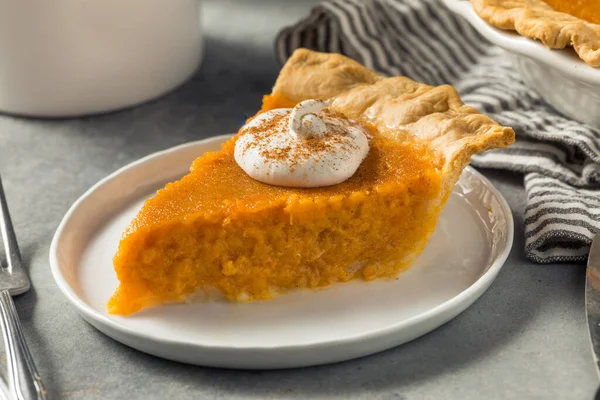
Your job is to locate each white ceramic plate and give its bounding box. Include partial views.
[443,0,600,128]
[50,135,513,369]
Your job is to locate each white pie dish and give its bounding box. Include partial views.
[443,0,600,129]
[49,135,514,369]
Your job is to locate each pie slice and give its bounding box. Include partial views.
[107,49,515,315]
[471,0,600,67]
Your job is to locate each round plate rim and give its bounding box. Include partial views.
[49,135,514,352]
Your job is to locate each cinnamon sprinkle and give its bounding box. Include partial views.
[240,108,366,172]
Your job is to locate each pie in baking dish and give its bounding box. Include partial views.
[107,49,514,315]
[471,0,600,67]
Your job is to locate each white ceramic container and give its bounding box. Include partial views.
[444,0,600,129]
[0,0,203,117]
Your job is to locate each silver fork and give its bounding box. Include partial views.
[0,174,46,400]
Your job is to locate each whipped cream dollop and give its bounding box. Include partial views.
[234,99,370,188]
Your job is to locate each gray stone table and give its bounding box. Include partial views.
[0,0,596,399]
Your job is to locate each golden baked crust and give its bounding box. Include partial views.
[470,0,600,67]
[266,49,515,197]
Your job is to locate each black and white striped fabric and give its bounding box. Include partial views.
[275,0,600,263]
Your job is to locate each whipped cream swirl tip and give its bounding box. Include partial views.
[234,99,370,188]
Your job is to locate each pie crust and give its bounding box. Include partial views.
[471,0,600,67]
[264,49,515,198]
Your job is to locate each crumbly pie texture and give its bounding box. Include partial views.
[108,49,515,315]
[470,0,600,67]
[266,49,515,200]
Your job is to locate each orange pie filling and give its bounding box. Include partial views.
[107,98,445,315]
[542,0,600,25]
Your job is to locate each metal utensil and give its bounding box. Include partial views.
[0,174,46,400]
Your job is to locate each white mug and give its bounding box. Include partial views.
[0,0,203,117]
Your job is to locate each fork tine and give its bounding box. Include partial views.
[0,175,22,273]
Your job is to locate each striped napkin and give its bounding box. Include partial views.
[275,0,600,263]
